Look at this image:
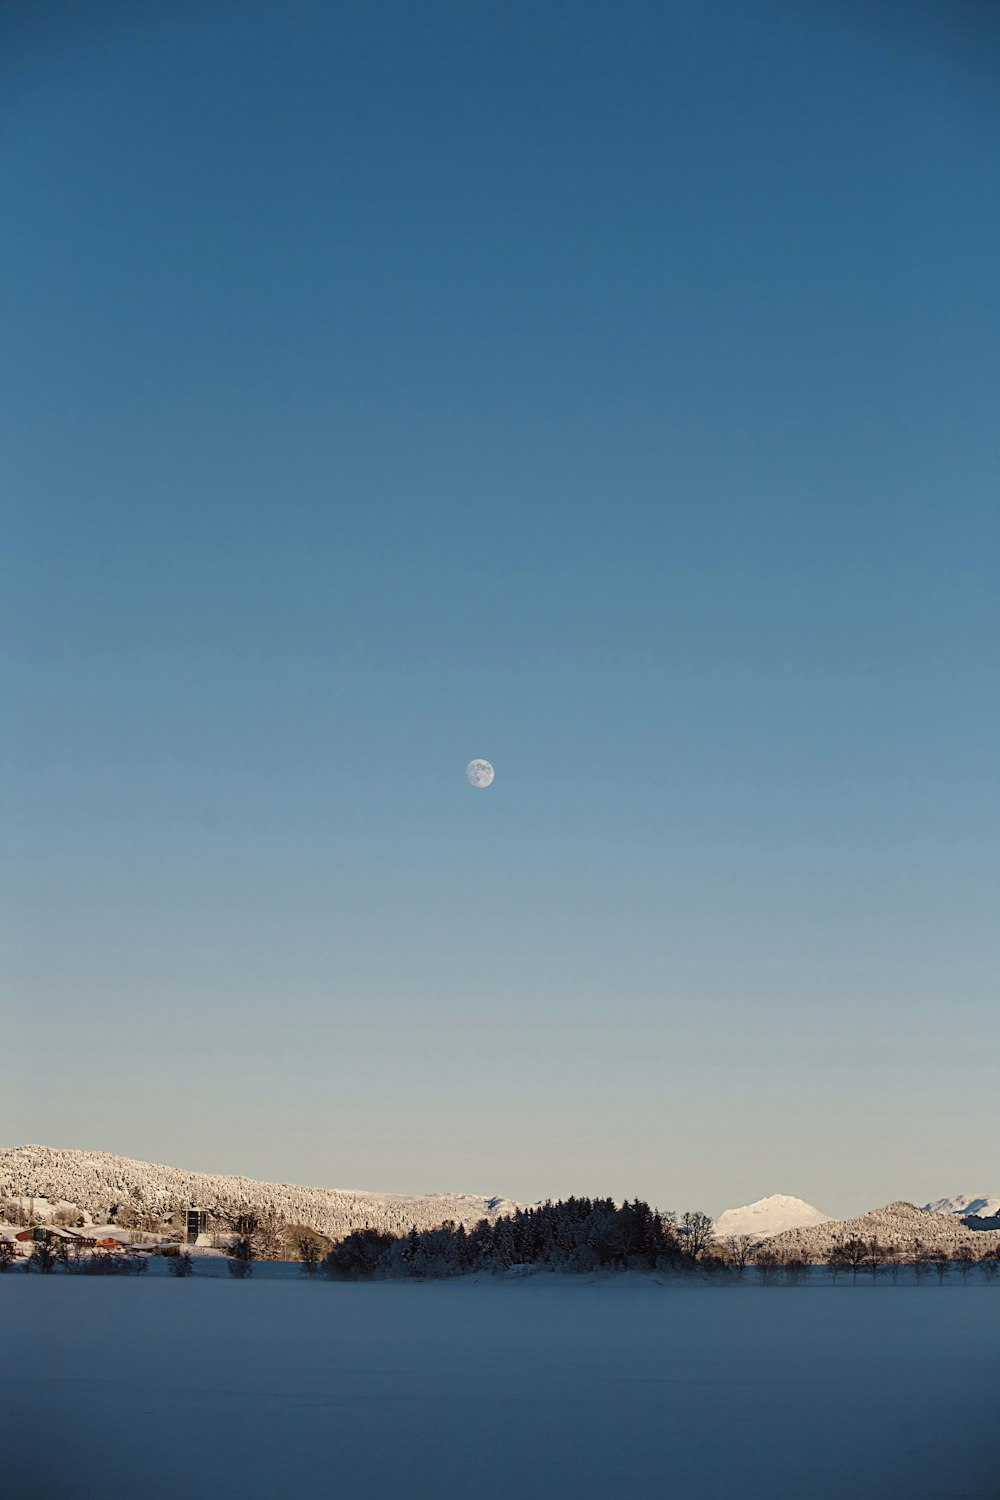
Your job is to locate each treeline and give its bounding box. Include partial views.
[816,1236,1000,1285]
[733,1237,1000,1285]
[322,1199,710,1279]
[9,1199,1000,1285]
[315,1205,1000,1284]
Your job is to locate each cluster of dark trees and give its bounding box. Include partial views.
[318,1199,714,1280]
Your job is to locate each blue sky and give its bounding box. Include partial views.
[3,0,999,1216]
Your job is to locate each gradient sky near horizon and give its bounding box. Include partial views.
[3,0,999,1218]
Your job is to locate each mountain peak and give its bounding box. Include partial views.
[714,1194,831,1241]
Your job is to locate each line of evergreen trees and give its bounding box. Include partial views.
[320,1198,712,1279]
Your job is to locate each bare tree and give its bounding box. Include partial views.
[0,1241,16,1272]
[29,1240,58,1274]
[910,1239,930,1283]
[836,1238,868,1284]
[254,1213,283,1262]
[953,1245,977,1284]
[681,1211,714,1261]
[754,1247,782,1285]
[297,1234,322,1276]
[167,1251,194,1278]
[227,1236,254,1278]
[862,1238,885,1284]
[721,1235,756,1278]
[925,1248,950,1285]
[977,1246,999,1284]
[883,1244,901,1285]
[827,1236,869,1284]
[55,1238,84,1273]
[782,1253,810,1287]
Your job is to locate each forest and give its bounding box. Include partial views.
[321,1197,702,1278]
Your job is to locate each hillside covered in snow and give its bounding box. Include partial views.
[713,1194,830,1241]
[0,1145,525,1240]
[764,1201,1000,1260]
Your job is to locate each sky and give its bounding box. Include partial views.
[3,0,999,1219]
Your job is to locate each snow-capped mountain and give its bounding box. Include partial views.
[713,1194,831,1241]
[923,1193,1000,1220]
[0,1145,525,1240]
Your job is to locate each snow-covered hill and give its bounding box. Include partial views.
[766,1201,1000,1260]
[0,1145,525,1240]
[923,1193,1000,1220]
[713,1194,831,1241]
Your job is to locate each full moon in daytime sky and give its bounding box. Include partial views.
[466,759,495,788]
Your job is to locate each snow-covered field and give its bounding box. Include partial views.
[2,1273,997,1499]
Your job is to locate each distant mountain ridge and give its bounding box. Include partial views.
[0,1145,526,1241]
[923,1193,1000,1220]
[713,1194,830,1241]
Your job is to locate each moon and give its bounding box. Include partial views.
[466,758,495,789]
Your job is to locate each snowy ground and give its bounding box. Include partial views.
[2,1272,998,1500]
